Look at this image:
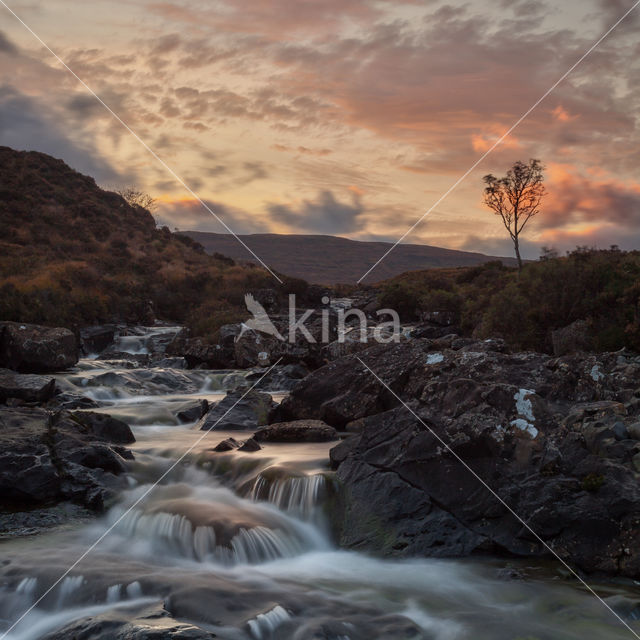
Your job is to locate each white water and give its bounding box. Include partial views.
[2,326,640,639]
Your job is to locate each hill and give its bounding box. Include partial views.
[181,231,517,284]
[0,146,279,332]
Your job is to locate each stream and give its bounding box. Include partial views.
[1,326,639,639]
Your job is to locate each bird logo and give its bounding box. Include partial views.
[237,293,284,341]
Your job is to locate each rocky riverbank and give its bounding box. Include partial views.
[269,336,640,578]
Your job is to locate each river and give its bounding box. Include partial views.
[1,326,638,639]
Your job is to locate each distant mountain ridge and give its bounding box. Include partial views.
[182,232,517,284]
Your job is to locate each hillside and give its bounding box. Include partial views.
[375,249,640,353]
[181,231,517,284]
[0,146,278,331]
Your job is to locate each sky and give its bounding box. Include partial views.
[1,0,639,261]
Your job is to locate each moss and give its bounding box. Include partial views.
[581,473,605,492]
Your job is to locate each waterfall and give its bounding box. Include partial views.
[249,473,327,519]
[247,605,291,639]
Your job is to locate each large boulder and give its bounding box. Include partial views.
[277,338,640,577]
[331,398,640,577]
[552,319,594,356]
[0,407,134,512]
[198,388,274,430]
[79,325,116,355]
[270,341,433,427]
[0,322,78,372]
[0,368,56,403]
[254,420,339,443]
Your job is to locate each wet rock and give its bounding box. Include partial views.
[0,322,78,372]
[0,502,92,539]
[613,421,630,441]
[0,368,56,403]
[254,420,339,443]
[234,328,282,369]
[330,403,640,576]
[246,363,310,391]
[96,351,151,367]
[603,595,640,620]
[184,337,236,369]
[198,388,274,430]
[212,437,240,452]
[51,393,100,410]
[70,411,136,444]
[177,399,209,423]
[0,406,134,512]
[271,339,640,577]
[40,602,217,640]
[628,422,640,440]
[238,437,261,452]
[271,341,432,428]
[79,325,116,355]
[322,326,402,362]
[153,356,187,369]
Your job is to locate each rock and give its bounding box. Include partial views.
[40,602,217,640]
[0,322,78,372]
[0,407,134,512]
[177,399,209,423]
[627,422,640,441]
[234,328,284,369]
[52,393,100,410]
[271,341,433,428]
[603,595,640,620]
[613,421,629,441]
[245,363,310,391]
[254,420,339,443]
[198,388,274,430]
[70,411,136,444]
[321,326,402,362]
[552,319,593,356]
[166,327,190,356]
[0,368,56,403]
[420,310,458,327]
[183,337,236,369]
[330,403,640,576]
[79,325,116,355]
[212,437,240,452]
[251,288,280,313]
[412,324,459,339]
[271,339,640,577]
[153,356,187,369]
[238,437,261,452]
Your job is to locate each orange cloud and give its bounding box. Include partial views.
[552,105,577,123]
[471,127,521,154]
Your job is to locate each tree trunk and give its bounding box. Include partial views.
[514,235,523,271]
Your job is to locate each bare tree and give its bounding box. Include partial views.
[115,187,157,213]
[483,159,545,271]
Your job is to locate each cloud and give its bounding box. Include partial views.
[0,31,18,55]
[154,196,270,233]
[267,190,365,234]
[540,164,640,229]
[0,85,121,183]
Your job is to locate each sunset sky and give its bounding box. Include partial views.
[1,0,639,260]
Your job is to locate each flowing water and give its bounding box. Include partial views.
[1,327,639,639]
